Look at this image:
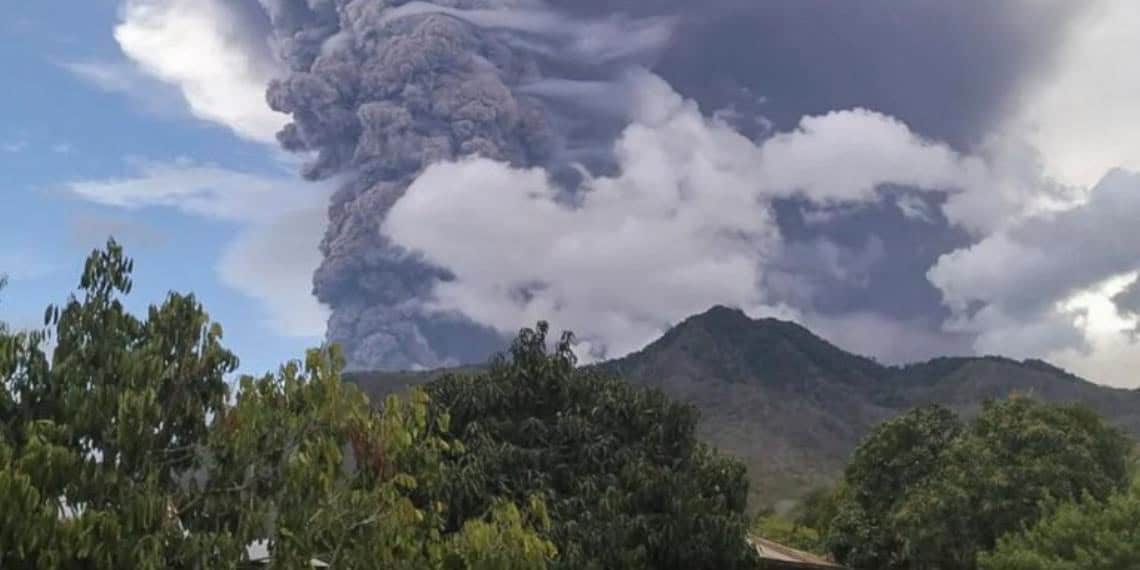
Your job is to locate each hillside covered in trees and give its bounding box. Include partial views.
[352,306,1140,506]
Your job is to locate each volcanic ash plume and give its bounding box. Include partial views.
[259,0,669,370]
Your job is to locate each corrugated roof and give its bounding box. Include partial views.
[748,536,845,569]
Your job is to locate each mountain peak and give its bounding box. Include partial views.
[664,305,764,342]
[668,306,855,355]
[671,305,809,342]
[608,305,885,390]
[693,304,752,322]
[351,305,1140,505]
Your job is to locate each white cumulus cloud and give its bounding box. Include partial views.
[383,72,997,360]
[928,170,1140,386]
[115,0,286,142]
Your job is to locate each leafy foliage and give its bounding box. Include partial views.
[424,323,761,570]
[979,477,1140,570]
[827,398,1133,570]
[0,241,555,569]
[827,404,963,570]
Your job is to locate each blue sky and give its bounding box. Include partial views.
[0,1,322,375]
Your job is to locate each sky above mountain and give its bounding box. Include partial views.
[2,0,1139,386]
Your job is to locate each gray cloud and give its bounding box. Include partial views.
[248,0,1100,371]
[752,192,972,364]
[380,75,1006,363]
[260,1,546,369]
[931,170,1140,320]
[929,170,1140,366]
[377,1,676,64]
[1114,280,1140,319]
[257,0,696,369]
[554,0,1091,149]
[124,0,1125,375]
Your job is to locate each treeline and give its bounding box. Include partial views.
[755,398,1139,569]
[3,243,1139,569]
[0,243,757,569]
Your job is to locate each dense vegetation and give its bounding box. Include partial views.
[980,476,1140,570]
[0,243,757,568]
[423,324,758,569]
[0,243,554,568]
[357,306,1140,508]
[756,399,1135,570]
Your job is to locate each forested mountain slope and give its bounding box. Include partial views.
[348,306,1140,505]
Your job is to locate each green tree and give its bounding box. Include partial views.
[0,241,555,569]
[197,349,556,569]
[828,399,1132,570]
[424,323,761,570]
[979,477,1140,570]
[828,404,963,570]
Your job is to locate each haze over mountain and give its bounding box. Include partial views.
[348,305,1140,505]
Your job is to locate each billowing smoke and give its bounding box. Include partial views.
[257,0,675,369]
[249,0,1097,372]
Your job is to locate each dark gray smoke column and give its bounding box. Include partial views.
[260,0,623,370]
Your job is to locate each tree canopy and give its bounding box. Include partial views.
[1,241,763,569]
[827,398,1133,570]
[12,241,1132,569]
[979,476,1140,570]
[423,324,761,570]
[0,241,555,569]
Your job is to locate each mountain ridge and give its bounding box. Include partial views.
[347,305,1140,506]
